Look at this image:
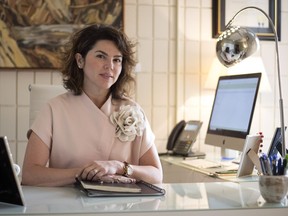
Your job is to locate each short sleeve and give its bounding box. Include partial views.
[29,103,53,149]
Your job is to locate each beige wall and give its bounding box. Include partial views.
[1,0,288,169]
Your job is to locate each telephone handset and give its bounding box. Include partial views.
[166,120,204,157]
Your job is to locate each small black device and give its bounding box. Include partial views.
[164,120,204,157]
[267,127,287,157]
[0,136,25,206]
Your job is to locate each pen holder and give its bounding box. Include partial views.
[259,175,288,203]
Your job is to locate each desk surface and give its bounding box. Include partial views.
[160,155,260,182]
[0,181,287,216]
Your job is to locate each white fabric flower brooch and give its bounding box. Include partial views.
[110,105,145,142]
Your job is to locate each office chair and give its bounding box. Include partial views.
[28,84,67,126]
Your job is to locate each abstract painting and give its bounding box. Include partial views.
[0,0,124,69]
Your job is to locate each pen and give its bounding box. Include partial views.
[277,158,283,175]
[263,154,273,175]
[277,157,284,175]
[283,157,287,175]
[216,170,238,174]
[259,156,267,175]
[270,155,277,175]
[215,170,238,176]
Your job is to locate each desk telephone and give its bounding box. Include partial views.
[166,120,204,157]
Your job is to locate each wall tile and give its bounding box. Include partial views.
[138,5,153,38]
[281,12,288,42]
[176,41,185,74]
[169,74,176,106]
[185,74,200,107]
[280,76,288,102]
[201,0,212,8]
[184,105,200,121]
[155,139,167,154]
[200,40,216,75]
[138,0,153,5]
[0,106,16,139]
[260,107,276,139]
[125,0,137,4]
[153,74,168,106]
[136,73,152,106]
[0,72,16,105]
[154,6,169,39]
[185,8,200,40]
[261,42,276,77]
[176,73,185,120]
[260,87,275,107]
[153,40,169,72]
[280,45,288,76]
[169,6,176,39]
[185,0,200,7]
[52,71,63,85]
[35,71,52,84]
[168,107,176,130]
[169,40,177,72]
[177,7,185,41]
[17,107,29,141]
[250,103,260,134]
[124,5,137,38]
[152,107,168,139]
[138,39,153,72]
[185,41,200,74]
[154,0,170,6]
[201,8,212,40]
[282,0,288,11]
[17,71,34,106]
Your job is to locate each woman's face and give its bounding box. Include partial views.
[76,40,123,94]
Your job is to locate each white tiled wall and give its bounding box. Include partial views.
[0,0,288,169]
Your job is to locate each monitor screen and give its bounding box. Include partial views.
[205,73,261,152]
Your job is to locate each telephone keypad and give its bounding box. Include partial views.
[173,140,192,154]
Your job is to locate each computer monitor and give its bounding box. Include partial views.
[267,127,287,157]
[205,73,261,152]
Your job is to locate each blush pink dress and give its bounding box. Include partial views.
[29,91,155,168]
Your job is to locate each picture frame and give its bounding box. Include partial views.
[0,0,124,69]
[212,0,281,41]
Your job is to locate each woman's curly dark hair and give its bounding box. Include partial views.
[60,24,137,99]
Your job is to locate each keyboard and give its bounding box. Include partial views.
[181,159,222,169]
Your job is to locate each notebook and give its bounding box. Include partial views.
[79,179,142,193]
[0,136,25,206]
[75,178,166,197]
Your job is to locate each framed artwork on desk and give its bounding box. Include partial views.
[212,0,281,41]
[0,0,124,69]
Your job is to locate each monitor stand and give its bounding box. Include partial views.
[221,148,239,160]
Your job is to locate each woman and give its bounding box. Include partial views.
[22,25,163,186]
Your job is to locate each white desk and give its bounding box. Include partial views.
[160,155,259,183]
[0,181,287,216]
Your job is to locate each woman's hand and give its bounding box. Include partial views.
[79,160,123,181]
[95,174,136,183]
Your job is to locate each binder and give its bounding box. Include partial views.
[75,178,166,197]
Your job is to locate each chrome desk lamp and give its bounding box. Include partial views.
[215,6,286,159]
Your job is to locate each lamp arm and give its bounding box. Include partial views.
[227,6,286,158]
